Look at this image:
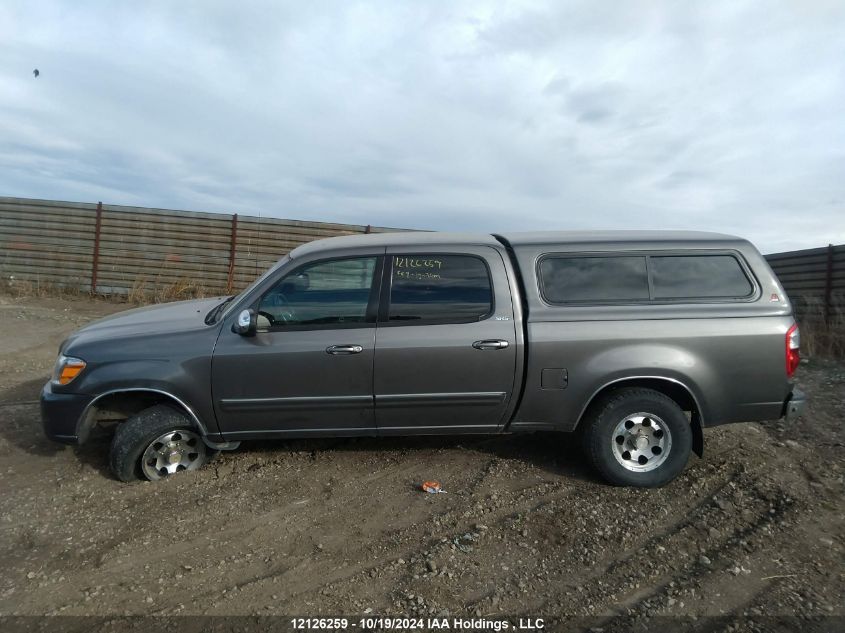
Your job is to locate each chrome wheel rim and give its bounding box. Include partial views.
[611,412,672,472]
[140,429,206,480]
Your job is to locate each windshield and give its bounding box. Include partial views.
[216,255,291,321]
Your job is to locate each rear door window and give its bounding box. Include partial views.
[650,255,752,299]
[386,254,493,323]
[539,256,650,303]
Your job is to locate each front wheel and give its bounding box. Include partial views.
[109,404,212,482]
[581,388,692,487]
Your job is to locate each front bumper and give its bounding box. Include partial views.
[783,388,807,423]
[40,381,93,444]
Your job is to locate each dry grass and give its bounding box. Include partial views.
[1,276,88,300]
[793,294,845,359]
[2,275,223,306]
[125,275,216,304]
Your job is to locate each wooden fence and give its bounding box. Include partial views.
[765,244,845,324]
[0,197,406,297]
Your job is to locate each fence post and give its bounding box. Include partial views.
[91,201,103,294]
[825,243,834,324]
[226,213,239,293]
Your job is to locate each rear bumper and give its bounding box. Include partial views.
[782,388,806,423]
[40,381,92,444]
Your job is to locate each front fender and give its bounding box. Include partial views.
[74,385,212,444]
[64,356,218,440]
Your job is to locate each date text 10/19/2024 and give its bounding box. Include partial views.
[291,617,545,631]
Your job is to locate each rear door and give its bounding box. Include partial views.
[373,246,517,434]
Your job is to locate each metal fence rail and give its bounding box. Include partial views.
[0,196,405,296]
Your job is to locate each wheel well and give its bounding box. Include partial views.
[578,378,704,457]
[77,390,200,443]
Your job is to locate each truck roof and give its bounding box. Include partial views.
[289,231,501,258]
[288,229,748,259]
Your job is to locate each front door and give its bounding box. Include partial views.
[212,255,382,439]
[373,247,517,434]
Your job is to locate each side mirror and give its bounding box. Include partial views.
[233,308,257,336]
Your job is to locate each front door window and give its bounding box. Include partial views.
[258,257,378,329]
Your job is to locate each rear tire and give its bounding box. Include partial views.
[109,404,213,482]
[581,388,692,487]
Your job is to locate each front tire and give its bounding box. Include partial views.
[581,388,692,487]
[109,404,211,482]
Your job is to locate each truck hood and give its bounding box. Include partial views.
[62,297,224,351]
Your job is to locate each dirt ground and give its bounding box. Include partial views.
[0,295,843,627]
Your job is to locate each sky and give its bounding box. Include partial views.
[1,1,844,253]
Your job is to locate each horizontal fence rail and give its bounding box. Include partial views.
[0,196,407,298]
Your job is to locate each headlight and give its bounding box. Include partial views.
[52,355,87,386]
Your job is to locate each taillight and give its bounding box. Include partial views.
[786,323,800,378]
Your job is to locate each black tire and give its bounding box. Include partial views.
[581,387,692,488]
[109,404,213,482]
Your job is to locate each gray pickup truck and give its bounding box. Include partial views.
[41,230,805,487]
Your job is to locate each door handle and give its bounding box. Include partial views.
[326,344,364,355]
[472,339,510,350]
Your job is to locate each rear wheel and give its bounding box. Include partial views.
[581,388,692,487]
[109,404,212,482]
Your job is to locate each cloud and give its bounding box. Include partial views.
[1,0,843,252]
